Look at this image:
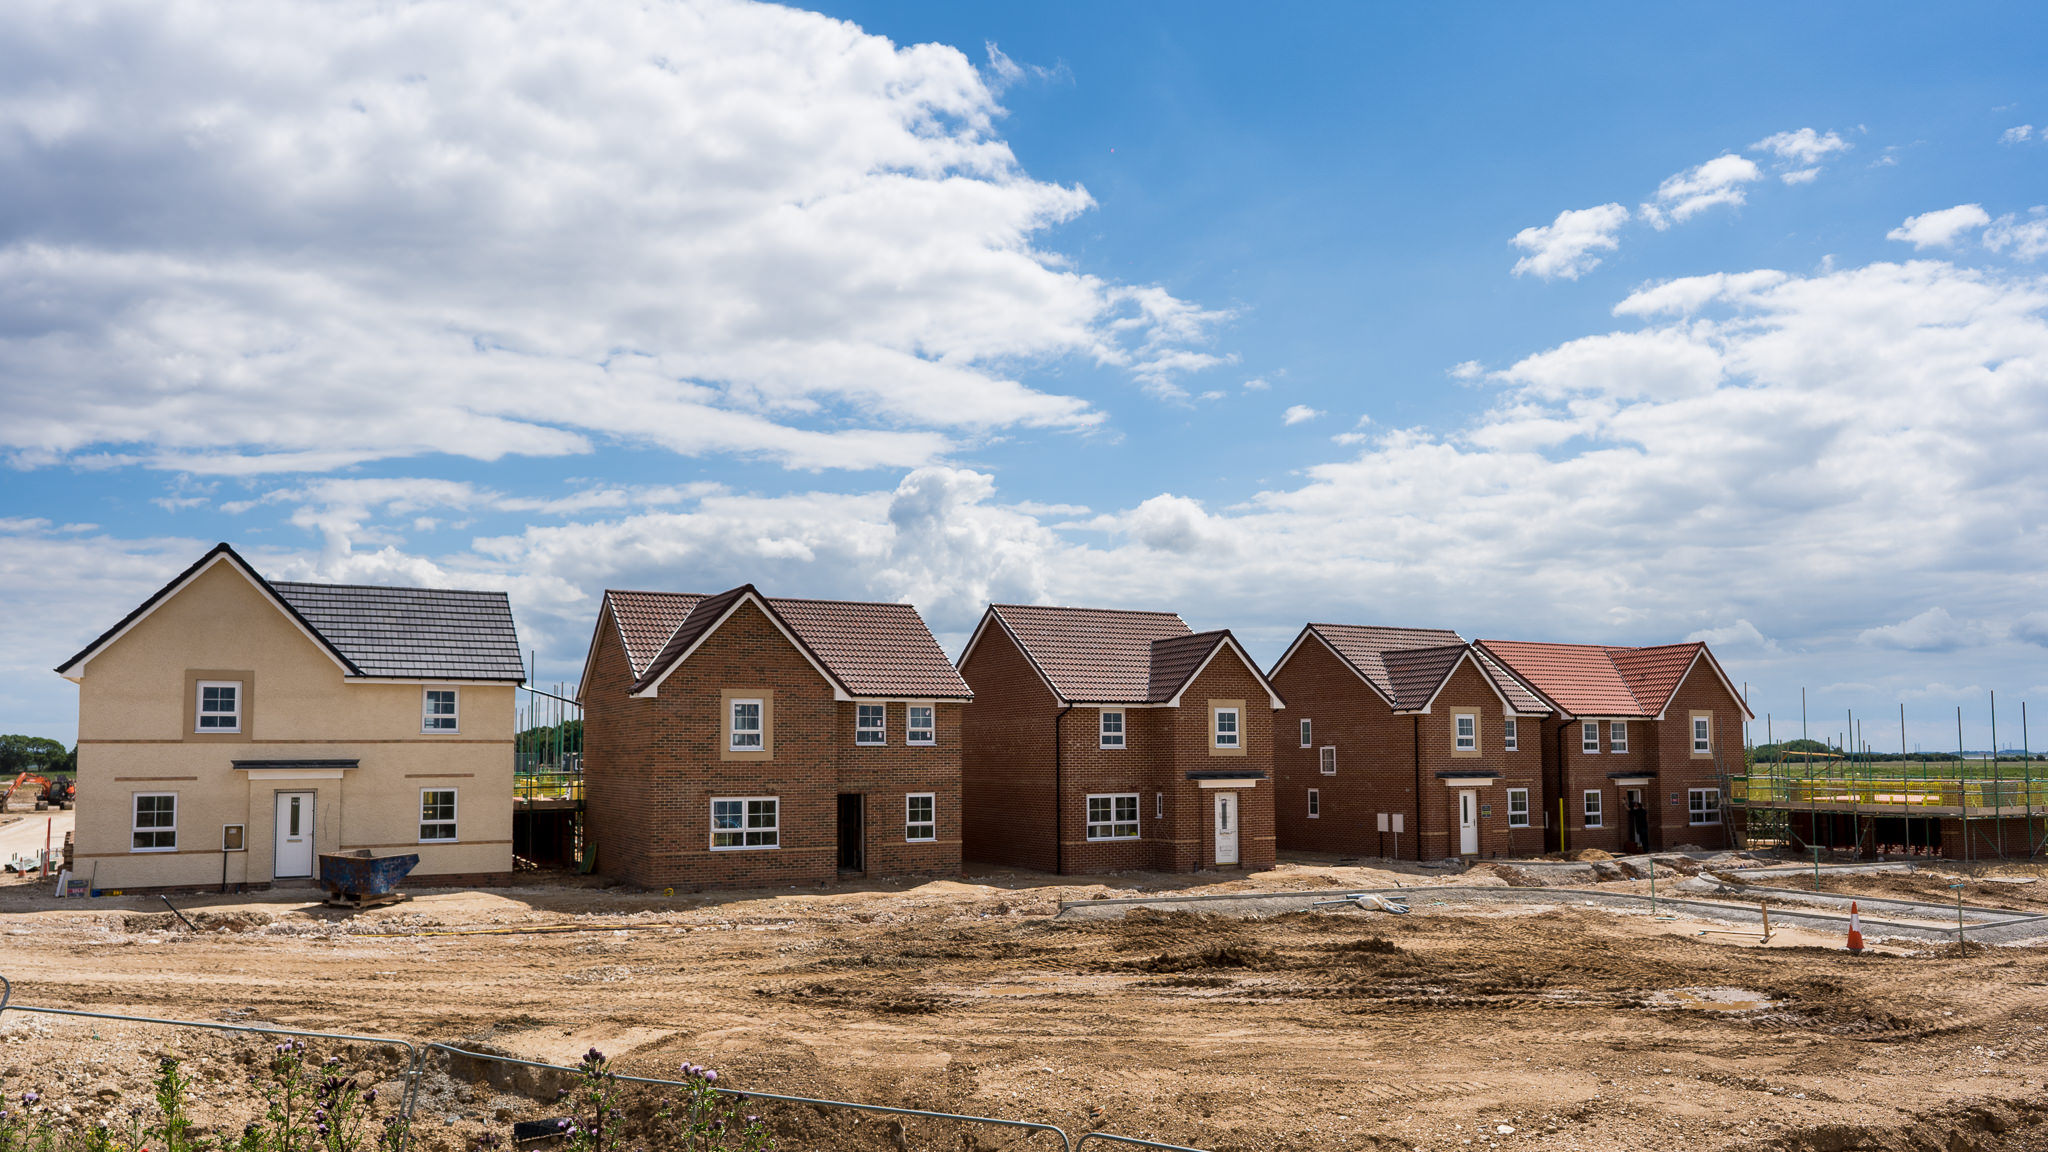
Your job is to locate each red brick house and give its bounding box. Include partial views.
[1267,625,1553,861]
[578,584,970,890]
[1474,640,1751,854]
[958,604,1285,874]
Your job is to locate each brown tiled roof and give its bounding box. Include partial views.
[609,587,970,699]
[1148,632,1228,702]
[604,590,702,677]
[988,604,1192,703]
[1477,639,1712,718]
[1305,624,1462,702]
[768,597,972,699]
[1380,644,1467,710]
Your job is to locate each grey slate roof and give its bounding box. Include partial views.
[270,582,525,681]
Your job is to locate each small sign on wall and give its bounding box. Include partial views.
[222,824,246,851]
[1481,804,1492,818]
[1376,812,1389,832]
[1392,813,1404,833]
[1669,792,1681,805]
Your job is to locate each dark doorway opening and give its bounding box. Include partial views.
[837,793,864,872]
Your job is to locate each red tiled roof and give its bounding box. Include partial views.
[1477,639,1712,718]
[606,587,970,699]
[988,604,1192,703]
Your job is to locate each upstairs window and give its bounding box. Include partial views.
[905,793,936,841]
[1100,710,1126,749]
[906,705,936,746]
[1213,707,1240,749]
[856,704,886,745]
[1086,793,1140,841]
[1320,746,1337,775]
[1609,721,1628,753]
[423,689,459,732]
[419,790,458,841]
[1299,719,1312,747]
[132,793,177,851]
[197,681,241,732]
[1581,721,1600,753]
[1692,714,1713,754]
[729,699,763,751]
[1504,717,1518,751]
[1454,713,1477,752]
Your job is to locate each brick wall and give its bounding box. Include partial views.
[961,626,1276,874]
[1272,640,1546,861]
[582,598,962,890]
[959,622,1060,870]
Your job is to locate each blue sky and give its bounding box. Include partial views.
[4,0,2047,752]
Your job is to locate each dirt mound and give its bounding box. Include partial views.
[1567,848,1614,861]
[118,910,275,933]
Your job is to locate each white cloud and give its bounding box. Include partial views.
[1860,608,1976,653]
[1780,168,1821,186]
[1985,210,2048,261]
[1640,154,1762,229]
[1282,405,1322,425]
[1448,361,1486,383]
[1509,203,1630,280]
[2002,125,2035,145]
[0,0,1228,474]
[1752,128,1851,166]
[2014,612,2048,648]
[1243,378,1271,391]
[1684,620,1779,654]
[1887,204,1992,249]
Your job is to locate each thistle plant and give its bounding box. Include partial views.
[154,1057,199,1152]
[662,1064,771,1152]
[562,1048,619,1152]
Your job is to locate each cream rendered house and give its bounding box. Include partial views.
[56,543,524,892]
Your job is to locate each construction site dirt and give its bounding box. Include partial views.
[4,856,2048,1152]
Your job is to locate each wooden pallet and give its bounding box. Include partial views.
[323,891,412,910]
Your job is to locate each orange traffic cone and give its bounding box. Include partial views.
[1846,901,1864,953]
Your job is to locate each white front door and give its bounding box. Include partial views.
[1213,791,1240,866]
[1458,790,1479,855]
[275,792,315,879]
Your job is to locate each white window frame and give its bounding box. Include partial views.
[729,698,764,751]
[1099,709,1126,749]
[1689,788,1722,826]
[1503,718,1518,751]
[906,704,936,746]
[1299,718,1312,748]
[196,680,242,733]
[1307,788,1321,819]
[1213,707,1240,749]
[710,796,780,850]
[905,792,936,841]
[1581,721,1600,754]
[1454,712,1477,752]
[1506,787,1530,828]
[1583,789,1603,828]
[419,788,458,842]
[1085,793,1141,841]
[855,704,886,746]
[1319,745,1337,775]
[422,688,459,733]
[1693,714,1712,754]
[1609,721,1627,754]
[131,792,177,852]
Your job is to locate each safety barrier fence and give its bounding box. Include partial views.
[1729,772,2048,810]
[0,975,1206,1152]
[512,772,584,802]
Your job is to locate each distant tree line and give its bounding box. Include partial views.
[0,734,75,775]
[1748,739,2043,765]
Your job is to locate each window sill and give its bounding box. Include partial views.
[709,843,780,852]
[131,846,178,853]
[1084,835,1140,843]
[906,836,936,843]
[906,739,936,747]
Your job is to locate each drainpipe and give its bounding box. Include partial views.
[1411,714,1422,863]
[1053,704,1073,875]
[1555,716,1573,854]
